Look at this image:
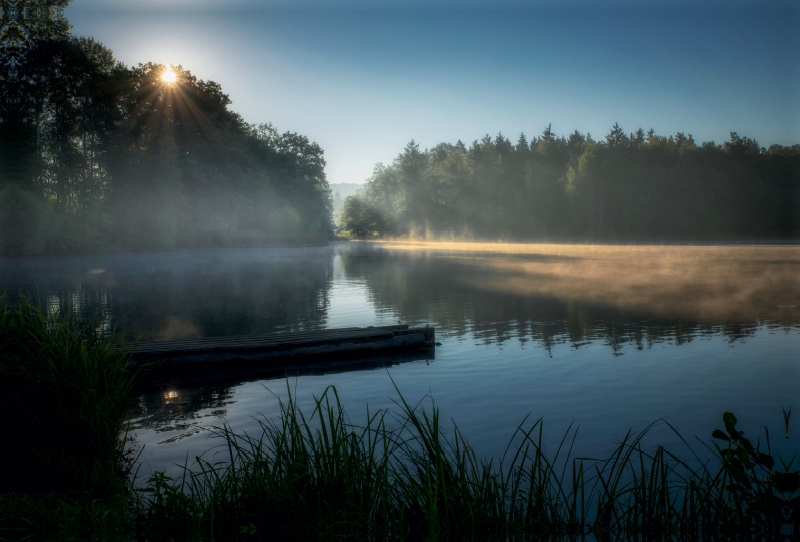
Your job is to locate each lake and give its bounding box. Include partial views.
[2,241,798,475]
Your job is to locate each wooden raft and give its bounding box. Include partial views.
[128,324,435,369]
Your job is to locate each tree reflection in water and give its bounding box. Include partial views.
[2,242,797,457]
[337,242,798,355]
[0,246,336,341]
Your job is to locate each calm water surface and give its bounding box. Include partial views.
[2,242,798,474]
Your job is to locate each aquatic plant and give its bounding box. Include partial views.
[131,384,799,541]
[0,292,148,539]
[1,299,797,540]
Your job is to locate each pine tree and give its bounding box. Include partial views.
[605,122,629,148]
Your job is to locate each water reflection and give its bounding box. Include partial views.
[2,242,798,469]
[130,350,434,435]
[338,242,799,354]
[4,243,795,349]
[131,385,236,442]
[0,247,336,341]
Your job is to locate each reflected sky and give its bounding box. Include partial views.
[2,242,798,476]
[363,241,800,329]
[3,241,797,349]
[1,247,338,341]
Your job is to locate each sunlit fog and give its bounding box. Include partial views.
[1,0,797,537]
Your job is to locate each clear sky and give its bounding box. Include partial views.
[66,0,799,185]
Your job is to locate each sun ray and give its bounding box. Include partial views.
[117,64,238,158]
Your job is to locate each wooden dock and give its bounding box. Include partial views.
[129,324,435,377]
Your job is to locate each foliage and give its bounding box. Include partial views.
[343,127,800,241]
[0,301,797,539]
[0,291,152,538]
[0,2,332,256]
[123,391,799,541]
[338,194,388,239]
[0,295,147,542]
[0,293,147,500]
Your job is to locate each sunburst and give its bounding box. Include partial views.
[161,68,177,84]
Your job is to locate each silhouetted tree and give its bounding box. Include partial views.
[349,124,798,242]
[0,5,333,255]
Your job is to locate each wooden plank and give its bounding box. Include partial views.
[126,326,435,368]
[153,332,430,366]
[129,329,361,351]
[130,330,354,346]
[131,325,410,352]
[130,329,394,354]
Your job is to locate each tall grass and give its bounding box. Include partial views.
[0,292,148,539]
[132,384,799,541]
[1,299,797,540]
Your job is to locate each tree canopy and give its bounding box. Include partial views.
[339,126,799,241]
[0,1,332,255]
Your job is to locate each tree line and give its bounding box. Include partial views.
[340,124,800,241]
[0,0,332,256]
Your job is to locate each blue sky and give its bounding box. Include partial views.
[66,1,799,185]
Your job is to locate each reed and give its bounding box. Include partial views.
[1,300,797,540]
[131,384,799,541]
[0,292,149,539]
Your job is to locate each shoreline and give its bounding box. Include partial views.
[4,237,800,260]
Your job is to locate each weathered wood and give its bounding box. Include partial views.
[126,325,435,376]
[130,329,392,354]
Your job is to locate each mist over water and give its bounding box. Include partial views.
[2,241,798,475]
[0,247,336,341]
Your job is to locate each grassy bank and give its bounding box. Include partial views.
[0,293,147,539]
[0,297,797,540]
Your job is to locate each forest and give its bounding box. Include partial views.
[339,126,800,241]
[0,1,332,256]
[4,4,798,256]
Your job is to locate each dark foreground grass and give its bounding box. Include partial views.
[1,295,798,541]
[0,293,148,539]
[129,387,799,541]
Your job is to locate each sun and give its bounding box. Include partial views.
[161,68,177,83]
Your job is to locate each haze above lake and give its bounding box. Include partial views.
[2,242,797,473]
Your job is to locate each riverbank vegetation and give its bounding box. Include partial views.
[339,127,800,241]
[0,293,145,536]
[0,3,332,256]
[1,296,797,540]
